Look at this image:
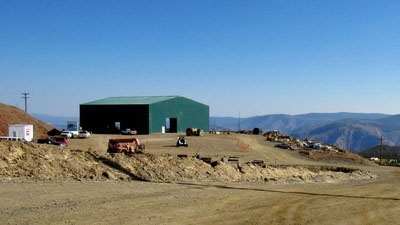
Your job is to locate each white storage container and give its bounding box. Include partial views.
[8,124,34,142]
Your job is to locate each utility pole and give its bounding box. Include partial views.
[379,136,384,165]
[21,93,30,113]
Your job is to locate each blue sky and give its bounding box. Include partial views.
[1,0,399,117]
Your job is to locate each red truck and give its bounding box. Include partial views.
[107,138,145,156]
[37,136,68,147]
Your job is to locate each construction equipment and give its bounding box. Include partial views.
[107,138,145,156]
[186,128,204,136]
[176,136,188,147]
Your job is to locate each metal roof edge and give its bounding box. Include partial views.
[177,96,209,107]
[80,97,114,105]
[80,96,181,105]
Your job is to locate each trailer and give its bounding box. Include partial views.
[8,124,33,142]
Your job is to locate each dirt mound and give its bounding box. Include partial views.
[128,155,375,183]
[0,103,52,138]
[0,141,376,183]
[298,150,373,165]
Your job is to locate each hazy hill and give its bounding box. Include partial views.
[359,145,400,159]
[209,117,241,131]
[298,115,400,152]
[31,114,79,130]
[297,119,384,151]
[0,103,53,138]
[211,113,388,133]
[211,113,394,152]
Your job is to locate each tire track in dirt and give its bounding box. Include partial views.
[259,195,309,224]
[0,183,186,224]
[195,173,400,225]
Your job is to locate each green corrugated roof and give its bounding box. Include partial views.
[81,96,179,105]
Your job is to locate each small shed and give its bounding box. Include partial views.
[9,124,34,142]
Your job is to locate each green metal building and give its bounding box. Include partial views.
[80,96,209,134]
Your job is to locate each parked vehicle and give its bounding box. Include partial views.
[78,131,91,138]
[107,138,145,156]
[70,130,79,138]
[60,131,72,139]
[37,136,68,146]
[275,143,292,150]
[50,136,68,146]
[37,138,51,144]
[121,128,137,135]
[176,136,188,147]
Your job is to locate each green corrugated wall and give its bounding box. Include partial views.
[149,97,209,133]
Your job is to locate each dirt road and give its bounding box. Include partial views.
[0,165,399,225]
[1,134,398,224]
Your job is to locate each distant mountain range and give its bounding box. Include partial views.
[31,114,79,130]
[211,113,400,152]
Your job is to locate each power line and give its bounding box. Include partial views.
[21,93,30,113]
[2,79,20,90]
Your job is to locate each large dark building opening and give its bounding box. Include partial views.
[80,104,149,134]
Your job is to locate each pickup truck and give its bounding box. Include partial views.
[78,131,91,138]
[70,130,79,137]
[61,130,79,139]
[37,136,68,147]
[121,128,137,135]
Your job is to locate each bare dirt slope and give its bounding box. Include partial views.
[0,103,52,138]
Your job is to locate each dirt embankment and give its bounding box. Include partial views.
[0,103,52,138]
[0,141,376,184]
